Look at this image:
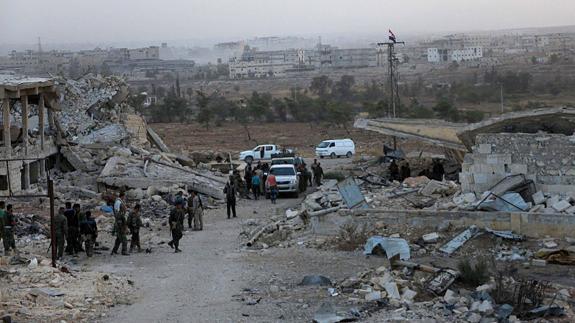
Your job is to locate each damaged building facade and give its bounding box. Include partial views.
[458,107,575,196]
[0,75,59,195]
[354,107,575,237]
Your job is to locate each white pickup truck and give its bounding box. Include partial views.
[238,144,292,163]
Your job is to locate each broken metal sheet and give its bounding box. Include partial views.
[426,269,460,295]
[29,288,65,297]
[439,225,479,255]
[485,227,525,241]
[313,302,359,323]
[523,305,565,319]
[337,177,369,209]
[364,236,410,260]
[477,192,529,212]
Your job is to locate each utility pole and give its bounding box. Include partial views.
[500,84,504,114]
[378,35,405,118]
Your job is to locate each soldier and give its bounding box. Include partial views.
[79,211,98,257]
[111,192,129,256]
[389,160,399,182]
[127,204,143,253]
[3,204,16,254]
[54,207,68,260]
[64,202,79,255]
[311,159,320,186]
[0,201,5,254]
[168,201,185,252]
[191,191,204,230]
[74,204,85,252]
[223,178,237,219]
[186,190,194,229]
[313,162,324,186]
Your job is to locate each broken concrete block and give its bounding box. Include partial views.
[552,200,572,212]
[401,288,417,303]
[543,241,558,249]
[529,204,544,213]
[546,195,560,208]
[444,289,458,305]
[453,193,477,206]
[532,259,547,267]
[565,206,575,215]
[466,312,482,323]
[471,300,494,314]
[403,176,430,188]
[422,232,440,243]
[420,180,450,196]
[532,191,546,205]
[384,282,400,299]
[365,291,382,301]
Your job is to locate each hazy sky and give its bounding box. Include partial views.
[1,0,574,45]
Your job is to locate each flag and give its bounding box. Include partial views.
[388,29,397,43]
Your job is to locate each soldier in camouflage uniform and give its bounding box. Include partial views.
[111,192,129,256]
[80,211,98,257]
[168,201,185,253]
[127,204,143,253]
[54,207,68,259]
[3,204,16,254]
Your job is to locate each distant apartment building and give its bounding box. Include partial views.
[228,44,383,79]
[427,47,483,63]
[128,46,160,60]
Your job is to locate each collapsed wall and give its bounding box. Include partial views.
[460,133,575,194]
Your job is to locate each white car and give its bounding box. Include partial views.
[315,139,355,159]
[266,164,300,197]
[239,144,291,163]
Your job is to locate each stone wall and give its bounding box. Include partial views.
[459,133,575,194]
[310,209,575,238]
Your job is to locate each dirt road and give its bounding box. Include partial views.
[99,197,302,322]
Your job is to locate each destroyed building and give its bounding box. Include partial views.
[0,73,226,201]
[356,107,575,196]
[457,107,575,196]
[0,75,59,195]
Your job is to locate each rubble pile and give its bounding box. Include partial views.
[320,264,574,322]
[0,255,134,322]
[56,74,127,138]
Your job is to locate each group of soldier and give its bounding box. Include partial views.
[53,202,100,259]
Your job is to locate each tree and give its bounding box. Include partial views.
[363,80,385,101]
[246,91,273,121]
[186,87,194,100]
[196,91,212,129]
[333,75,355,100]
[326,102,353,134]
[310,75,332,98]
[433,97,459,122]
[175,74,181,98]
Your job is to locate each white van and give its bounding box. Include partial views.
[315,139,355,159]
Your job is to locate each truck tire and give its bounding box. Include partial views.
[245,156,253,164]
[346,151,353,158]
[330,152,336,159]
